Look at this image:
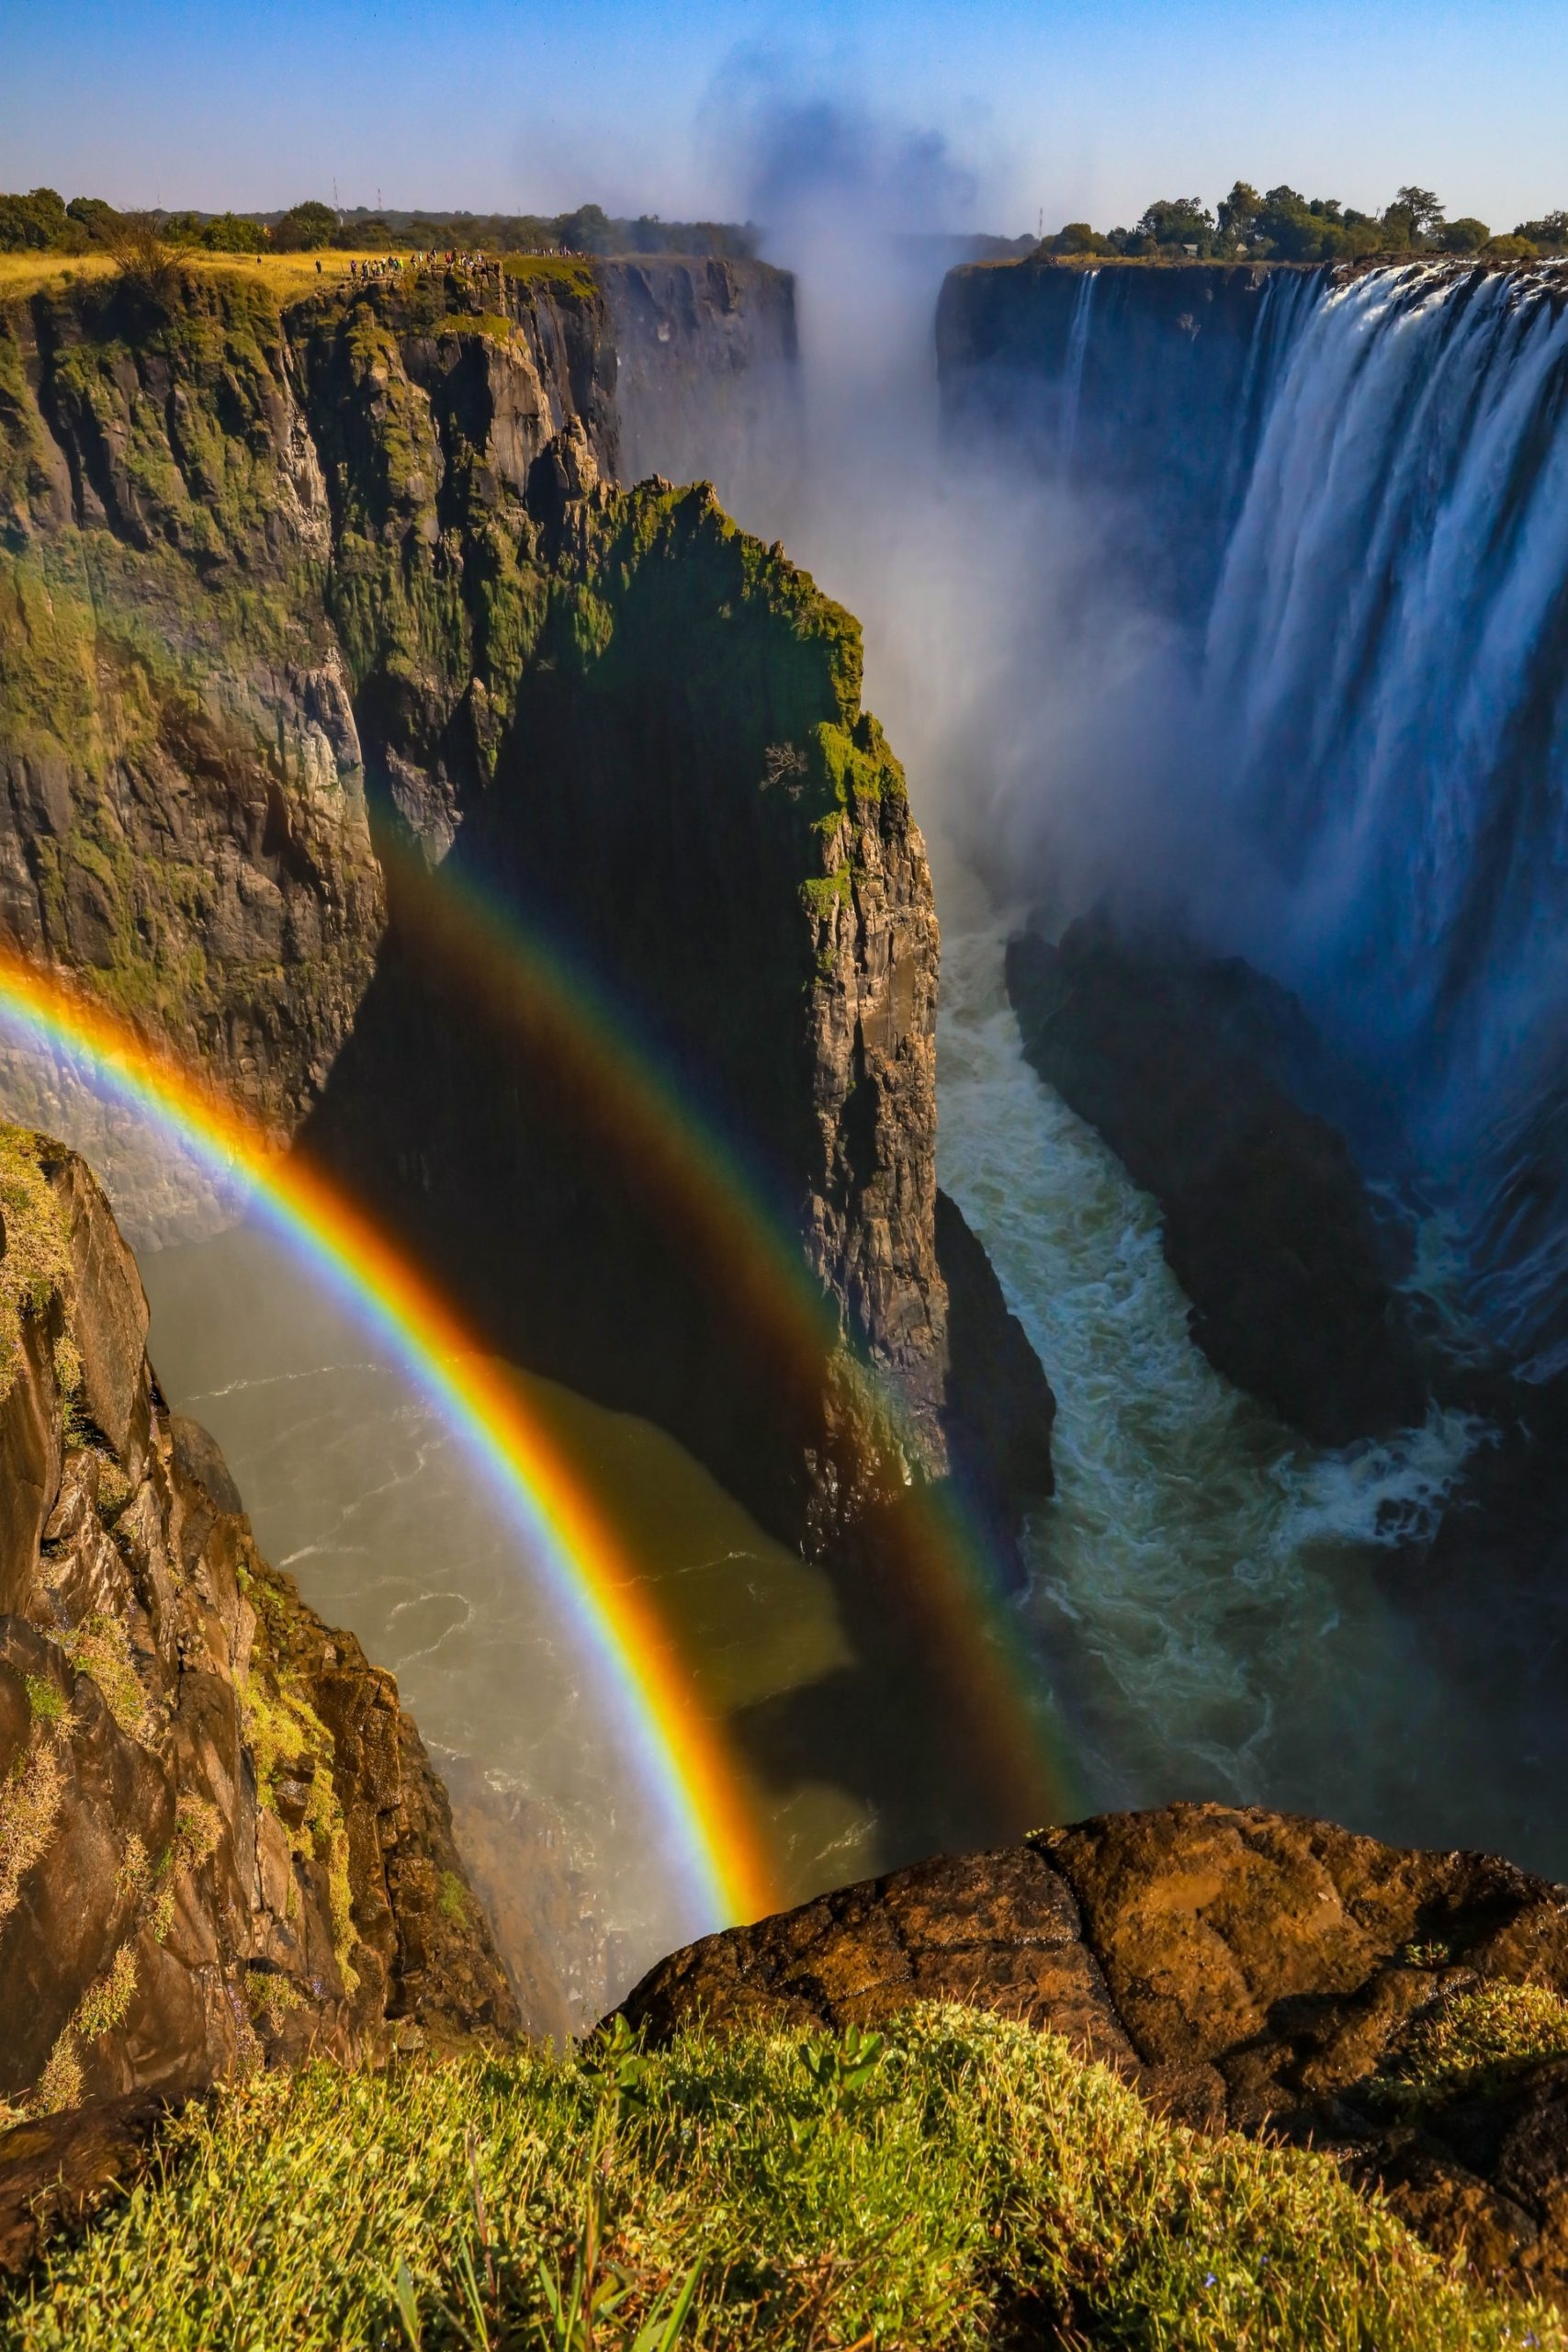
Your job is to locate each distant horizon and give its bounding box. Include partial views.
[4,0,1562,255]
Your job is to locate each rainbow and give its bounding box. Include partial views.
[379,842,1073,1826]
[0,944,779,1935]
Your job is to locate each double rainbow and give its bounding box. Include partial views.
[0,944,779,1934]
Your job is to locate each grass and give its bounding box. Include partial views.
[0,1125,71,1404]
[2,2006,1562,2350]
[0,250,426,306]
[1378,1980,1568,2110]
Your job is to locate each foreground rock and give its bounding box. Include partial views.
[0,1128,517,2266]
[621,1800,1568,2301]
[1006,917,1426,1447]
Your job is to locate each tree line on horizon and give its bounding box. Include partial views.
[0,187,758,262]
[1042,183,1565,264]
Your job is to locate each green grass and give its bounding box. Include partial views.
[1378,1979,1568,2110]
[3,2007,1561,2350]
[0,1125,71,1404]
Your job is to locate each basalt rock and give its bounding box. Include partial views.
[0,1126,517,2232]
[619,1799,1568,2301]
[1006,917,1427,1447]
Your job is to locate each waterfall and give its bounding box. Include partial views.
[1059,267,1099,464]
[1198,264,1568,1370]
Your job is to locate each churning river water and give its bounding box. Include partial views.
[934,908,1564,1869]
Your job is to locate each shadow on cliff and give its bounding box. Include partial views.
[296,769,1057,1892]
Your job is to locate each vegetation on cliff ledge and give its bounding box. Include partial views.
[3,2007,1559,2349]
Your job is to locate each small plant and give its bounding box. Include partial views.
[438,1870,469,1927]
[115,1834,149,1905]
[63,1612,149,1740]
[30,2030,84,2119]
[798,2022,886,2098]
[23,1673,65,1725]
[246,1968,303,2032]
[173,1792,223,1871]
[75,1940,138,2039]
[0,1737,64,1927]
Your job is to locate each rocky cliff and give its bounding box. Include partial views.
[1006,917,1427,1445]
[937,256,1319,602]
[601,255,800,526]
[0,1125,516,2256]
[622,1799,1568,2302]
[0,262,1052,1793]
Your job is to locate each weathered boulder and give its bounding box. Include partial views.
[620,1799,1568,2300]
[1006,917,1427,1446]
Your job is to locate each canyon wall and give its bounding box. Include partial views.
[601,255,801,522]
[0,261,1050,1680]
[0,1125,517,2164]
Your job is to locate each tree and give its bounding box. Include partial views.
[272,199,337,252]
[1135,196,1217,254]
[1438,217,1490,254]
[1052,220,1111,255]
[105,210,186,301]
[0,187,69,252]
[65,195,121,243]
[1386,186,1444,245]
[1217,181,1261,243]
[1516,210,1568,253]
[552,203,613,254]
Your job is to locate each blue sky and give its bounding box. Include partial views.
[4,0,1563,236]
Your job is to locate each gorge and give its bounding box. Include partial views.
[6,213,1568,2330]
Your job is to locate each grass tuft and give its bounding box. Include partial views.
[1379,1978,1568,2109]
[0,1127,71,1406]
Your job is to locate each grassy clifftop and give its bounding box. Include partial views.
[3,2007,1556,2349]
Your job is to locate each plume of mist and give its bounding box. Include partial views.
[694,62,1229,935]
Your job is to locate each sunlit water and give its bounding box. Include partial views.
[934,920,1545,1859]
[139,1225,882,2007]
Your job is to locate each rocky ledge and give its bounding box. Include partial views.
[622,1799,1568,2303]
[1006,916,1427,1447]
[0,1127,515,2267]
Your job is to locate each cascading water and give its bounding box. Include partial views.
[1200,263,1568,1372]
[1058,267,1098,465]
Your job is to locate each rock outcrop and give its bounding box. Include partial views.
[1006,918,1426,1446]
[621,1799,1568,2301]
[0,1125,517,2170]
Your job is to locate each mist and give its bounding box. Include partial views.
[677,72,1243,955]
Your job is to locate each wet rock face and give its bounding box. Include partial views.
[601,256,801,523]
[619,1799,1568,2301]
[0,1134,517,2155]
[1006,918,1427,1447]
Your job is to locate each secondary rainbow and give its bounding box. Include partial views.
[0,944,778,1934]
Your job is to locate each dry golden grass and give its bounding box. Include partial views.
[0,249,417,304]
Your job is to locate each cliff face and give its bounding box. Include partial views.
[1006,919,1427,1445]
[937,258,1319,601]
[601,256,800,524]
[0,263,1050,1615]
[0,1126,516,2163]
[621,1800,1568,2303]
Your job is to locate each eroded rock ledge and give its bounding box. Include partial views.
[621,1800,1568,2301]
